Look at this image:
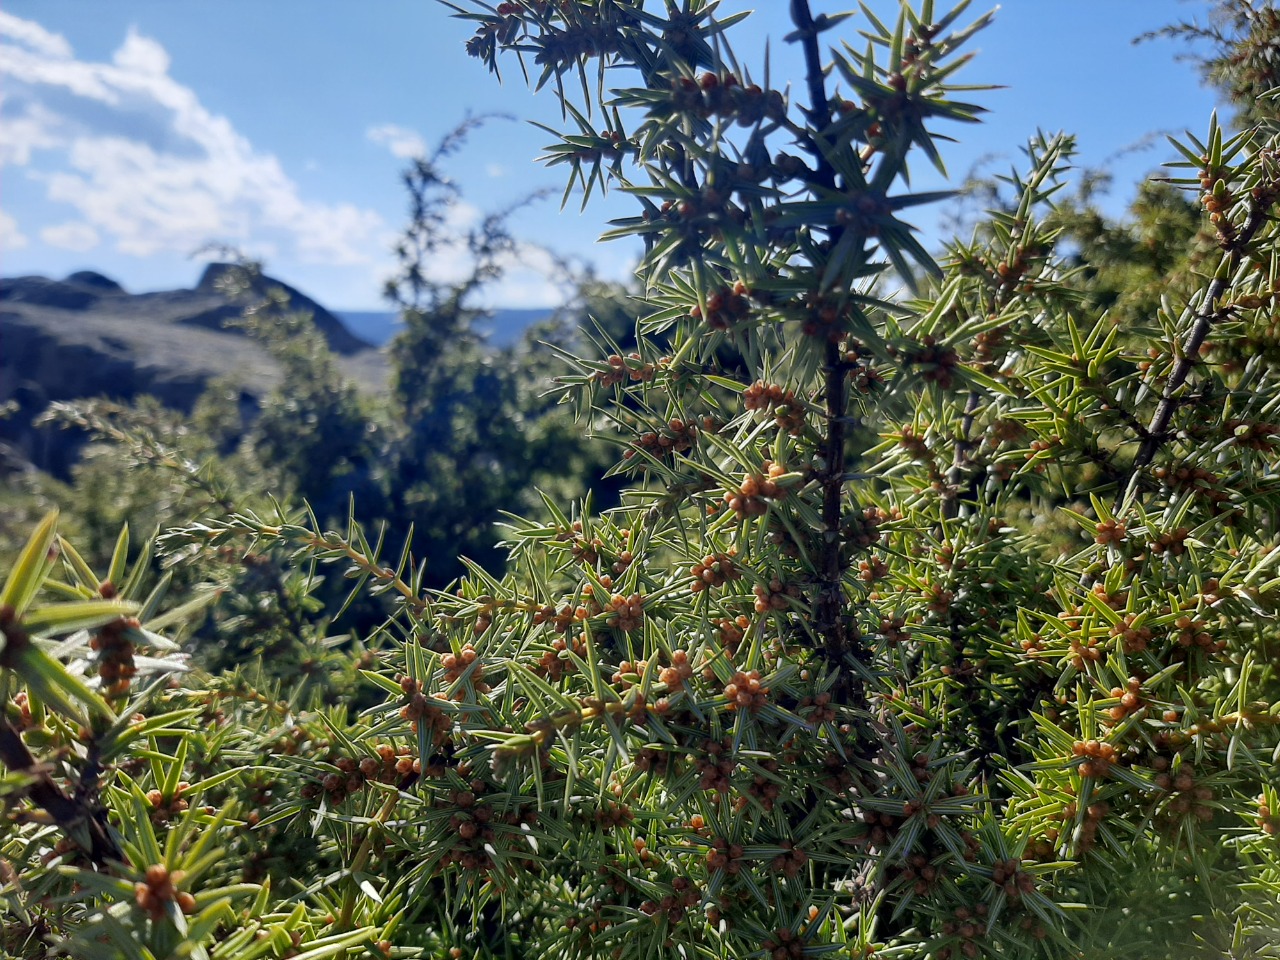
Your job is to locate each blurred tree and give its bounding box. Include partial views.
[1143,0,1280,128]
[379,125,625,583]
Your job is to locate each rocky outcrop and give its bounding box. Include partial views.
[192,263,371,356]
[65,271,126,293]
[0,267,385,478]
[0,275,108,311]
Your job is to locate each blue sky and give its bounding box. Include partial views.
[0,1,1220,310]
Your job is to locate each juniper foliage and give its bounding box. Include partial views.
[3,2,1280,959]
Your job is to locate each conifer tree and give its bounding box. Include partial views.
[3,3,1280,959]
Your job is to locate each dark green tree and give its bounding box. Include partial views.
[380,127,621,583]
[1144,0,1280,129]
[6,5,1280,960]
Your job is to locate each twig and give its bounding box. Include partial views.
[789,0,837,192]
[1121,198,1273,508]
[790,0,860,703]
[0,718,123,868]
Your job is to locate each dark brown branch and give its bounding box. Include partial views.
[818,343,856,700]
[789,0,837,192]
[1123,197,1274,503]
[0,718,123,868]
[790,0,859,701]
[943,390,982,519]
[0,614,123,868]
[1089,379,1150,441]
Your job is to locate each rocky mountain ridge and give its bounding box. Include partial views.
[0,265,386,478]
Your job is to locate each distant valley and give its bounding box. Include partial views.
[336,308,553,349]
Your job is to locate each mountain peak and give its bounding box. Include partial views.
[66,270,126,293]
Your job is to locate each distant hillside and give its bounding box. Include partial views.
[0,267,561,481]
[337,308,553,348]
[0,267,385,478]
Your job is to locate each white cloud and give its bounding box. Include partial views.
[0,210,29,250]
[373,198,571,308]
[0,95,61,165]
[112,27,169,76]
[0,15,389,269]
[40,220,100,252]
[367,123,426,159]
[466,239,572,309]
[485,163,507,178]
[0,11,72,59]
